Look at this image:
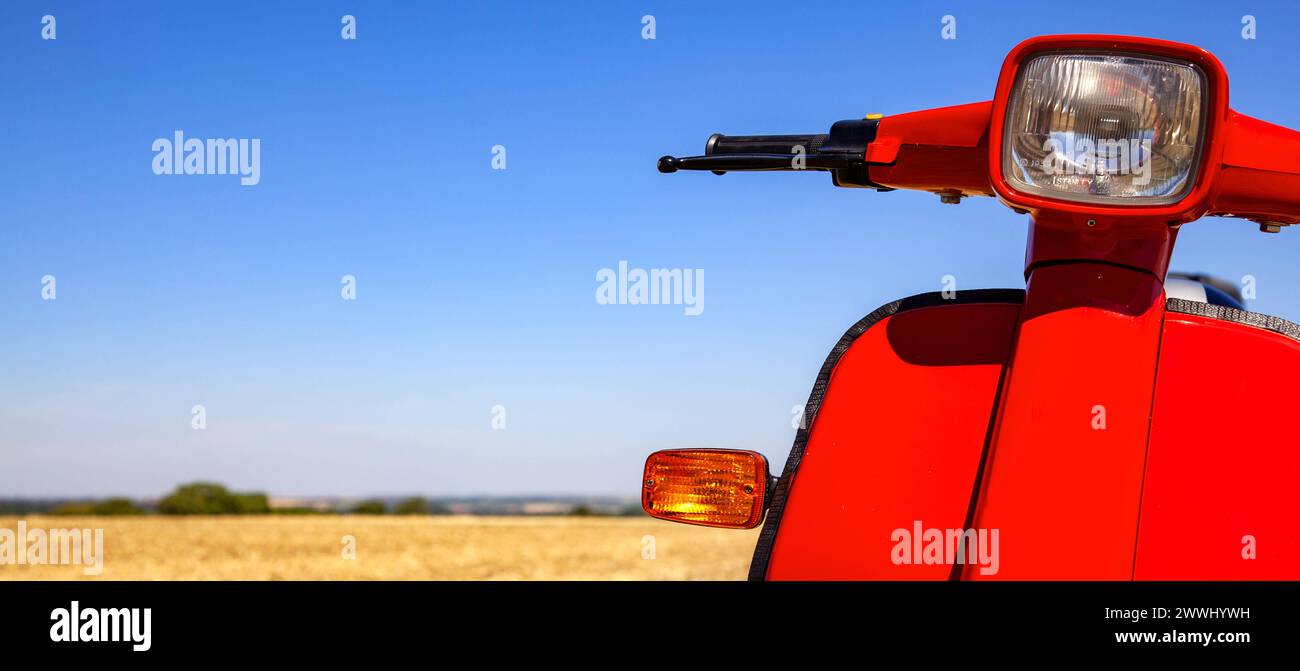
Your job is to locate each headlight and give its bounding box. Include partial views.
[1003,52,1207,205]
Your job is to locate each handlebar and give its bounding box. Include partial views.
[657,105,995,197]
[656,119,888,188]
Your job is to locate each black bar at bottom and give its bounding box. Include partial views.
[1,581,1290,659]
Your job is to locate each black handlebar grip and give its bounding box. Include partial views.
[705,133,828,156]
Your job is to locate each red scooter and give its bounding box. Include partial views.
[644,35,1300,580]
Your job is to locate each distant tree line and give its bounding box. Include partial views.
[348,497,452,515]
[35,483,265,516]
[0,483,646,517]
[5,483,454,516]
[156,482,270,514]
[47,498,145,516]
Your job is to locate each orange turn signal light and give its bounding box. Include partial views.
[641,449,770,529]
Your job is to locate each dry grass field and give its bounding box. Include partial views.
[0,515,759,580]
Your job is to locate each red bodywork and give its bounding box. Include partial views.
[1138,309,1300,579]
[651,35,1300,580]
[760,36,1300,580]
[761,290,1300,580]
[764,299,1018,579]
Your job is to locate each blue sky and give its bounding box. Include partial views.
[3,1,1299,497]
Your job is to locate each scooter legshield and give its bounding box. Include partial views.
[754,289,1300,580]
[753,290,1023,580]
[1137,300,1300,579]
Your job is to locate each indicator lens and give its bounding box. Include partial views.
[642,449,767,529]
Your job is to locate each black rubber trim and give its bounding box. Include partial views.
[1165,298,1300,343]
[747,289,1026,580]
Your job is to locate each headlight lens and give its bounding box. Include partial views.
[1003,52,1206,205]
